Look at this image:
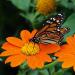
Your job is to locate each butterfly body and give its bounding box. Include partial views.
[30,12,69,44]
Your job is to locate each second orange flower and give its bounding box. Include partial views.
[55,35,75,71]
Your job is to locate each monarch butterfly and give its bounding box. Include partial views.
[30,12,70,44]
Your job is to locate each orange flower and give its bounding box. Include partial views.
[55,35,75,71]
[0,30,60,69]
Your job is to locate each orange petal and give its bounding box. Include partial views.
[55,44,75,57]
[55,45,68,57]
[57,54,75,69]
[72,58,75,71]
[27,55,44,69]
[73,66,75,71]
[2,42,20,51]
[39,44,60,54]
[66,36,75,47]
[20,30,31,43]
[55,51,63,57]
[74,34,75,39]
[47,44,60,53]
[57,55,69,61]
[6,37,24,47]
[0,50,20,56]
[5,54,26,67]
[37,53,52,62]
[1,42,21,56]
[27,53,52,69]
[30,30,37,38]
[41,55,52,62]
[62,62,73,69]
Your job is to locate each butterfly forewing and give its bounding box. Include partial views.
[31,12,70,44]
[43,12,64,27]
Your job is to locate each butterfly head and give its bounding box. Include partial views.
[30,37,40,43]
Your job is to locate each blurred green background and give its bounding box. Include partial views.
[0,0,75,75]
[0,0,31,39]
[0,0,30,75]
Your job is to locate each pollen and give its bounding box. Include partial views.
[36,0,56,15]
[21,42,40,55]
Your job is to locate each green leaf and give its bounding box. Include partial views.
[72,0,75,6]
[63,13,75,41]
[58,0,73,9]
[28,70,39,75]
[48,66,55,75]
[20,62,28,69]
[9,0,31,11]
[59,0,68,7]
[56,69,64,75]
[39,69,49,75]
[64,70,72,75]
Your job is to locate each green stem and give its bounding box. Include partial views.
[17,62,29,75]
[31,12,40,22]
[30,12,40,29]
[44,60,58,69]
[44,60,70,75]
[40,60,58,75]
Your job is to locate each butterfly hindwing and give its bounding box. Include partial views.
[37,32,62,44]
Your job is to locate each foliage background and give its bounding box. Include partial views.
[0,0,75,75]
[0,0,29,75]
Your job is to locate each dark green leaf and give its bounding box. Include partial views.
[39,69,49,75]
[56,69,64,75]
[9,0,31,11]
[48,65,55,75]
[27,70,39,75]
[62,13,75,41]
[58,0,73,9]
[72,0,75,6]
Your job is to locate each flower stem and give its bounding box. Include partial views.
[30,12,40,29]
[17,62,29,75]
[44,60,58,69]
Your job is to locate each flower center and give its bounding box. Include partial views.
[21,42,40,55]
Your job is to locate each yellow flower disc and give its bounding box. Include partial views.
[36,0,56,15]
[21,42,40,55]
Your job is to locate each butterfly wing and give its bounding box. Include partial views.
[31,12,69,44]
[36,32,62,44]
[36,12,64,35]
[37,27,69,43]
[43,12,64,27]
